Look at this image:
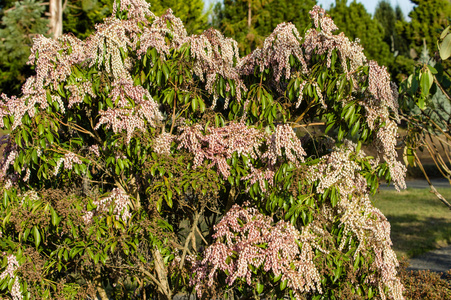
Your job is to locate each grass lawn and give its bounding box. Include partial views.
[372,188,451,259]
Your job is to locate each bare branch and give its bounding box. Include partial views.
[414,151,451,210]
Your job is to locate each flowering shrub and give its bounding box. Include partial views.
[0,1,406,299]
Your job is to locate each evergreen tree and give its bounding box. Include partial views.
[375,1,414,83]
[214,0,316,55]
[257,0,316,37]
[374,0,396,52]
[63,0,113,39]
[148,0,209,34]
[0,0,48,95]
[328,0,392,67]
[404,0,451,55]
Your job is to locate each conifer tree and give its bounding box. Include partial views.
[148,0,209,34]
[0,0,48,95]
[213,0,316,55]
[404,0,451,55]
[328,0,392,67]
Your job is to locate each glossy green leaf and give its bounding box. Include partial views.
[33,226,41,248]
[440,33,451,60]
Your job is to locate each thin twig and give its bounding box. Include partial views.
[291,122,325,128]
[196,225,209,245]
[413,151,451,210]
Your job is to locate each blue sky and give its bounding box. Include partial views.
[317,0,416,17]
[206,0,417,19]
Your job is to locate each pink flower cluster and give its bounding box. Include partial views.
[240,22,308,82]
[191,205,322,299]
[241,166,274,193]
[138,9,187,58]
[66,81,96,108]
[303,7,365,76]
[177,122,307,180]
[177,122,265,179]
[94,78,163,143]
[0,254,23,300]
[112,0,152,21]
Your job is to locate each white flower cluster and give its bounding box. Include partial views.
[0,150,17,181]
[87,18,134,80]
[113,0,152,20]
[53,152,83,176]
[240,22,308,82]
[84,188,131,223]
[0,255,23,300]
[303,7,365,76]
[66,81,96,108]
[263,124,307,167]
[153,132,175,154]
[241,165,274,193]
[189,29,246,108]
[138,9,187,59]
[94,78,163,144]
[88,145,100,157]
[307,142,404,300]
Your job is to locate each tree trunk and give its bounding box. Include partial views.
[248,1,252,28]
[152,248,173,300]
[49,0,63,38]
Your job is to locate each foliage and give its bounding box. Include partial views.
[328,0,392,68]
[397,259,451,300]
[0,0,48,96]
[399,27,451,208]
[0,1,407,299]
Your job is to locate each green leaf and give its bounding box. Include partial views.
[33,226,41,248]
[280,279,288,291]
[50,207,58,226]
[440,33,451,60]
[191,97,198,111]
[441,26,450,40]
[256,283,264,294]
[162,63,169,81]
[420,69,433,96]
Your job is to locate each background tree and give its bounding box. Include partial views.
[401,0,451,55]
[213,0,316,55]
[0,2,406,299]
[213,0,272,54]
[147,0,209,34]
[374,0,397,53]
[63,0,113,39]
[0,0,48,96]
[328,0,392,68]
[374,1,414,83]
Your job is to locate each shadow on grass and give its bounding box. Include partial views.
[385,214,451,258]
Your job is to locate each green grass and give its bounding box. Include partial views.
[372,188,451,259]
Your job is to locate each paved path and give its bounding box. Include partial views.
[380,178,451,190]
[408,245,451,273]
